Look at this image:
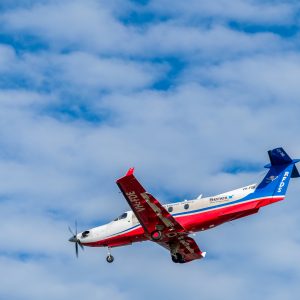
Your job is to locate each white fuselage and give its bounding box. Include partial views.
[76,183,257,246]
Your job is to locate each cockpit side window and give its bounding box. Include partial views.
[81,230,90,238]
[113,212,128,221]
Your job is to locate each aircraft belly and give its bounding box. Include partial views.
[219,200,258,216]
[174,199,264,232]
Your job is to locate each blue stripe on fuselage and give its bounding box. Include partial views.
[173,193,263,217]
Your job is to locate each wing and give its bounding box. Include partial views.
[158,236,206,263]
[116,168,206,263]
[116,168,186,238]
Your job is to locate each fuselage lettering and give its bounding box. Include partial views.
[277,172,289,193]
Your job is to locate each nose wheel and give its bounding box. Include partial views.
[106,254,114,263]
[106,247,114,263]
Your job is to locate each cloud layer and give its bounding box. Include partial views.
[0,1,300,299]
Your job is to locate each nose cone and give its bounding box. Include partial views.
[68,236,77,243]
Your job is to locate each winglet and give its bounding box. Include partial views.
[125,167,135,176]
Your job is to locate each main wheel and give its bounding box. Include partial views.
[172,255,179,263]
[171,253,184,264]
[151,230,162,241]
[106,255,114,263]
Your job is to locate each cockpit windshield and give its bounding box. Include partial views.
[113,212,128,221]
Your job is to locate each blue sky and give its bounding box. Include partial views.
[1,0,300,299]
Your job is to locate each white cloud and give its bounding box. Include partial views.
[0,256,128,300]
[1,1,300,300]
[137,23,286,62]
[52,52,164,91]
[188,52,300,101]
[148,0,298,25]
[1,0,293,61]
[0,44,16,71]
[0,0,133,54]
[0,47,165,94]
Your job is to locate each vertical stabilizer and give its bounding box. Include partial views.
[255,148,299,197]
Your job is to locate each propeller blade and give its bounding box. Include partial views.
[68,221,84,258]
[75,241,79,258]
[78,241,84,251]
[68,226,75,236]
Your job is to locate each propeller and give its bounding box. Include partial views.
[68,221,84,258]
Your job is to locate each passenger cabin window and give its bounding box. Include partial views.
[184,203,189,210]
[113,212,128,221]
[168,206,173,213]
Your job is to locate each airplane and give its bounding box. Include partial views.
[68,147,299,264]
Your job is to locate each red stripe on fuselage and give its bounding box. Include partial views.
[82,196,284,248]
[83,226,146,247]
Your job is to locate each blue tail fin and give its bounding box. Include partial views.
[256,148,300,197]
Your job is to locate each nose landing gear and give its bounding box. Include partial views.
[106,247,114,263]
[106,254,114,263]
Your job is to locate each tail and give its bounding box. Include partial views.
[255,147,300,198]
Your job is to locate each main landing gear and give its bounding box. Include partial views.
[171,253,185,264]
[106,247,114,263]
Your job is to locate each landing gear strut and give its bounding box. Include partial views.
[106,247,114,263]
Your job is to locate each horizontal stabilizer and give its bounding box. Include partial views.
[292,164,300,178]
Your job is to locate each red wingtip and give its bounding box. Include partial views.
[125,167,135,176]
